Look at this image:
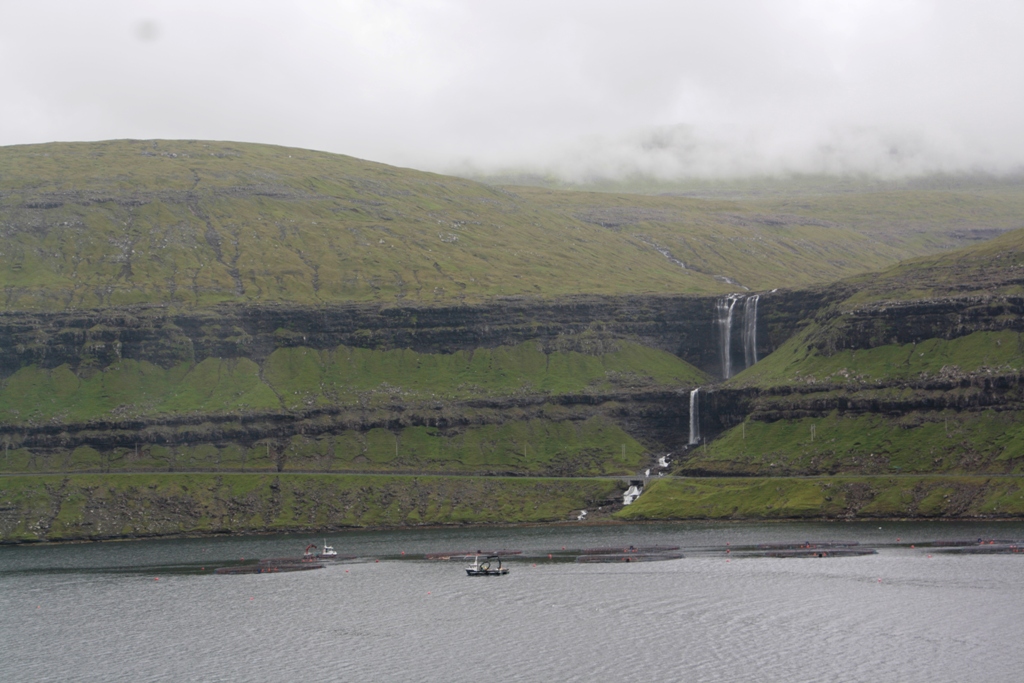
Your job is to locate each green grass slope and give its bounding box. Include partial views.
[0,338,700,478]
[841,226,1024,304]
[513,183,1024,293]
[678,230,1024,481]
[686,410,1024,477]
[3,139,1021,310]
[0,339,704,425]
[616,475,1024,520]
[0,473,624,542]
[0,417,649,477]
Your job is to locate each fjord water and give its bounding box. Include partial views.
[2,522,1023,683]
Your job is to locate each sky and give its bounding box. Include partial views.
[2,1,1023,180]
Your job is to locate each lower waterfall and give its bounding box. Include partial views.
[688,387,700,445]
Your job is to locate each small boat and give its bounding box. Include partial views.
[465,554,509,576]
[318,539,338,559]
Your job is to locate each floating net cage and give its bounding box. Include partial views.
[761,548,877,558]
[576,552,684,563]
[215,563,324,575]
[927,539,1018,547]
[941,544,1023,555]
[755,541,860,550]
[424,549,523,560]
[579,545,680,555]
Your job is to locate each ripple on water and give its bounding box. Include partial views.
[2,522,1023,682]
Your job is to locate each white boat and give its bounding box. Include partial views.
[318,539,338,559]
[465,554,509,576]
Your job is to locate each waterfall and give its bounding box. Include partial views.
[742,294,759,369]
[715,295,739,379]
[717,293,761,379]
[688,387,700,445]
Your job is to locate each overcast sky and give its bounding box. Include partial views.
[2,1,1023,179]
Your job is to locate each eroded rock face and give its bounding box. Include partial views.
[0,291,826,476]
[0,291,822,379]
[13,286,1022,482]
[813,295,1024,354]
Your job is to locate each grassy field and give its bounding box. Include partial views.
[0,339,704,425]
[3,140,1022,310]
[840,226,1024,304]
[0,472,624,542]
[0,415,649,477]
[682,409,1024,476]
[616,474,1024,520]
[729,328,1024,389]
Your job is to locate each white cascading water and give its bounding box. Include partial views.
[717,293,760,379]
[742,294,759,369]
[688,387,700,445]
[715,295,740,379]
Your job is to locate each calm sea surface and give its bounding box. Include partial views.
[2,521,1023,683]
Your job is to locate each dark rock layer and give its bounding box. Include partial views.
[0,290,828,380]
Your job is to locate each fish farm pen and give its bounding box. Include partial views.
[576,552,685,563]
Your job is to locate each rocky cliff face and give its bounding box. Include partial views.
[813,295,1024,354]
[0,290,823,380]
[676,290,1024,477]
[0,290,828,480]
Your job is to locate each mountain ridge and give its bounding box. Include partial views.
[3,139,1024,539]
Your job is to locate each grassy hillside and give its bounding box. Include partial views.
[616,474,1024,520]
[513,183,1024,293]
[729,327,1023,389]
[0,417,648,477]
[841,227,1024,304]
[0,338,699,478]
[0,473,624,542]
[684,409,1024,477]
[3,139,1022,310]
[0,339,704,425]
[675,229,1024,483]
[5,139,1024,532]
